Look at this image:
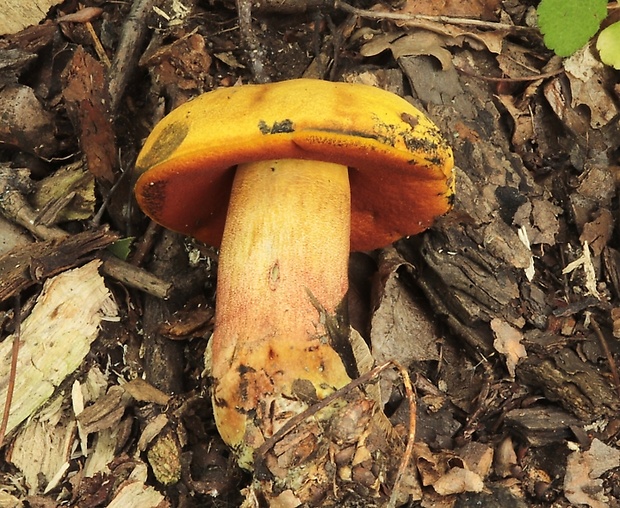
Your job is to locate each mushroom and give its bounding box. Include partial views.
[134,79,454,469]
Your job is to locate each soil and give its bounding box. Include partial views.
[0,0,619,507]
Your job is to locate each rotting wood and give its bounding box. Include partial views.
[0,227,118,302]
[0,166,172,299]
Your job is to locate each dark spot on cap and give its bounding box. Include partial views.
[258,119,295,134]
[136,121,190,171]
[139,179,167,217]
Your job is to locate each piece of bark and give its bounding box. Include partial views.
[504,406,582,447]
[0,260,118,436]
[517,346,620,420]
[0,227,118,303]
[142,229,198,394]
[399,56,540,343]
[62,46,117,183]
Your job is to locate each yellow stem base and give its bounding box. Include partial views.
[207,158,353,469]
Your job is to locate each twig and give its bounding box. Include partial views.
[236,0,269,83]
[0,297,21,448]
[85,20,111,68]
[456,66,564,83]
[387,361,416,508]
[590,316,620,400]
[334,0,537,32]
[131,220,161,267]
[108,0,157,112]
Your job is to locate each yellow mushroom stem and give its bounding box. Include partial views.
[208,158,354,469]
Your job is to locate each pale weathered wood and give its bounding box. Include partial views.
[0,260,117,435]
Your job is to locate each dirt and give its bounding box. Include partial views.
[0,0,619,507]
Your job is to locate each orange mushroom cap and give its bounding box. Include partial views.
[134,79,454,251]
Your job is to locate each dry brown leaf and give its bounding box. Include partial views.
[580,209,614,257]
[370,248,440,402]
[457,441,494,478]
[414,442,444,487]
[432,467,484,496]
[490,318,526,378]
[361,32,453,69]
[493,436,518,478]
[396,20,505,54]
[0,85,58,158]
[564,46,619,129]
[564,438,620,508]
[514,198,561,247]
[140,33,212,109]
[396,0,500,20]
[496,94,534,151]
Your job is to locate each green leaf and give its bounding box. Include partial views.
[107,237,135,261]
[597,21,620,69]
[537,0,608,57]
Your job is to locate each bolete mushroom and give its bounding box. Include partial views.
[134,79,454,469]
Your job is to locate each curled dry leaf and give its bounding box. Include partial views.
[513,198,561,247]
[493,436,518,478]
[371,249,440,363]
[360,31,453,69]
[140,33,213,108]
[580,209,614,257]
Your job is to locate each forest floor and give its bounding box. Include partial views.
[0,0,619,507]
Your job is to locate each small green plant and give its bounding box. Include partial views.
[597,21,620,69]
[537,0,607,57]
[107,237,134,260]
